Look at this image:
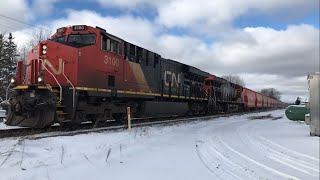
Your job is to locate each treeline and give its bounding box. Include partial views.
[0,29,51,101]
[260,88,281,100]
[0,33,18,101]
[221,74,281,100]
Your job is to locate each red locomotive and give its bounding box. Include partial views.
[1,25,285,128]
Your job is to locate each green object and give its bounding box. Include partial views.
[285,105,309,121]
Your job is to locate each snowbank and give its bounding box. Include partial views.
[0,110,318,180]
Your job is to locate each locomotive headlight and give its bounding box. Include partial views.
[42,45,47,55]
[37,76,44,83]
[10,77,16,84]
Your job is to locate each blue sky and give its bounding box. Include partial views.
[234,10,319,29]
[27,1,319,35]
[24,0,319,51]
[0,0,319,102]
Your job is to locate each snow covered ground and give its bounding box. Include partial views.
[0,121,25,130]
[0,110,319,180]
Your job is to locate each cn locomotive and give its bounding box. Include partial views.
[1,25,284,128]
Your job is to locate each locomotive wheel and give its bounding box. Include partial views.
[113,113,127,125]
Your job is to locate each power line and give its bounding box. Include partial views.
[0,14,51,32]
[0,26,36,42]
[0,15,53,45]
[0,23,34,36]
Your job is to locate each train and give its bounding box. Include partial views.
[0,25,285,128]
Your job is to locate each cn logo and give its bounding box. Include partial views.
[164,70,181,87]
[42,58,63,75]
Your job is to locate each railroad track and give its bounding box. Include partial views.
[0,128,45,139]
[0,110,279,139]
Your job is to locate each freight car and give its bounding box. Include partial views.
[1,25,284,128]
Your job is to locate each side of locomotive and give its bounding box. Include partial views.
[1,25,213,128]
[203,75,244,113]
[1,25,284,128]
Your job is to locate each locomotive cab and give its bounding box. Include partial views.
[203,75,244,112]
[51,25,97,48]
[2,25,110,128]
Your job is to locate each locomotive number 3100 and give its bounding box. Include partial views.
[104,55,120,67]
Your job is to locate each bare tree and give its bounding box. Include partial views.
[16,29,52,82]
[16,28,52,61]
[261,88,282,100]
[28,28,52,48]
[17,45,28,61]
[222,74,246,86]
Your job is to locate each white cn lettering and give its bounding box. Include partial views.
[164,71,180,87]
[164,71,171,87]
[42,58,63,75]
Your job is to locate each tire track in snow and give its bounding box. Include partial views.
[217,135,301,180]
[243,122,320,177]
[195,139,246,180]
[214,123,300,180]
[195,119,248,179]
[268,156,310,174]
[253,137,319,175]
[196,115,319,180]
[216,120,277,179]
[196,120,267,180]
[258,136,319,162]
[234,118,319,179]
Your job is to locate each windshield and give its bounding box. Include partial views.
[67,34,96,47]
[52,36,65,43]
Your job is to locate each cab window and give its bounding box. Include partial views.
[109,39,117,53]
[67,34,96,47]
[101,35,122,55]
[52,36,65,43]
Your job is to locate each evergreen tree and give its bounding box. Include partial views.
[0,33,18,100]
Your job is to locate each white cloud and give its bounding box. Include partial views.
[31,0,60,16]
[157,0,319,36]
[95,0,318,37]
[0,0,31,31]
[11,30,32,47]
[95,0,148,8]
[8,3,319,102]
[238,73,309,102]
[94,0,167,9]
[209,24,319,77]
[47,10,157,49]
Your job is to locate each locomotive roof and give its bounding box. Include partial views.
[92,25,210,78]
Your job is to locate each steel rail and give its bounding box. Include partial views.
[0,109,280,139]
